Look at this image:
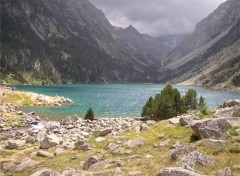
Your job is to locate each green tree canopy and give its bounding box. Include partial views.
[85,107,95,121]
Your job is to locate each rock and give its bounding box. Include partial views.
[168,118,180,124]
[179,115,199,126]
[105,143,120,151]
[4,139,25,149]
[40,134,59,149]
[159,139,170,146]
[126,138,145,148]
[95,137,106,142]
[158,134,165,139]
[203,139,229,146]
[172,141,182,148]
[235,136,240,142]
[60,169,85,176]
[17,111,24,115]
[178,151,215,169]
[140,123,149,131]
[98,128,112,136]
[146,120,156,126]
[128,155,143,162]
[15,158,39,171]
[128,171,142,176]
[223,99,240,108]
[54,142,75,155]
[88,158,123,171]
[232,106,240,117]
[0,173,4,176]
[216,167,231,176]
[156,167,203,176]
[190,118,232,139]
[31,168,59,176]
[83,156,99,170]
[172,145,196,159]
[115,167,122,175]
[74,140,92,151]
[145,154,154,159]
[112,147,125,155]
[25,136,36,144]
[36,150,54,158]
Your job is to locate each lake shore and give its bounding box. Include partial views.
[1,85,240,175]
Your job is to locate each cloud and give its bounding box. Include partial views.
[88,0,227,37]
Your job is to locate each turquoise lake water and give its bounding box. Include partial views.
[16,84,240,118]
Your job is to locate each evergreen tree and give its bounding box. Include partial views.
[199,96,206,108]
[141,97,153,117]
[184,89,198,110]
[85,107,95,121]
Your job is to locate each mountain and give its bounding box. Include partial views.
[156,34,189,49]
[116,25,171,66]
[162,0,240,91]
[0,0,167,84]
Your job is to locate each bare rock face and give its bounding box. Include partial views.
[40,134,59,149]
[223,99,240,108]
[178,151,215,169]
[156,167,203,176]
[190,118,232,139]
[31,168,59,176]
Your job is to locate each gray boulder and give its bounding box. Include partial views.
[83,156,99,170]
[98,128,112,136]
[232,106,240,117]
[156,167,203,176]
[40,134,59,149]
[203,139,229,147]
[15,158,39,171]
[178,151,215,169]
[88,158,123,171]
[126,138,145,148]
[140,123,149,131]
[191,118,232,139]
[105,143,120,151]
[31,168,59,176]
[36,150,54,158]
[60,170,85,176]
[168,118,180,124]
[4,139,25,149]
[223,99,240,108]
[172,145,196,159]
[112,147,125,155]
[179,115,199,126]
[216,167,231,176]
[74,140,92,151]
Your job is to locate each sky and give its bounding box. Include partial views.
[88,0,227,37]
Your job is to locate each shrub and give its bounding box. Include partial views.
[84,107,95,121]
[232,75,240,86]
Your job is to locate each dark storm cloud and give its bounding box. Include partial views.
[88,0,226,37]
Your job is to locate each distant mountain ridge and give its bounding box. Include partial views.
[0,0,172,84]
[161,0,240,91]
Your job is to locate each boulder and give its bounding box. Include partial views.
[216,167,231,176]
[172,145,196,159]
[74,140,92,151]
[98,128,112,136]
[60,170,85,176]
[126,138,145,148]
[15,158,39,171]
[112,147,125,155]
[105,143,120,151]
[140,123,149,131]
[168,118,180,124]
[31,168,59,176]
[178,151,215,169]
[128,171,143,176]
[179,115,199,126]
[36,150,54,158]
[40,134,59,149]
[232,106,240,117]
[156,167,203,176]
[83,156,99,170]
[223,99,240,108]
[25,136,36,144]
[190,118,232,139]
[4,139,25,149]
[95,137,106,142]
[159,139,171,146]
[88,158,123,171]
[203,139,229,147]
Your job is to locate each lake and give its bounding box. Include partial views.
[16,84,240,118]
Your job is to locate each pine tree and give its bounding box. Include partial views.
[141,97,153,117]
[184,89,198,110]
[85,107,95,121]
[199,96,206,108]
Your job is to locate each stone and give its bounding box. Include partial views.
[156,167,203,176]
[40,134,59,149]
[140,123,149,131]
[74,140,92,151]
[4,139,25,149]
[145,154,154,159]
[60,169,85,176]
[15,158,39,171]
[0,173,4,176]
[112,147,125,155]
[36,150,54,158]
[95,137,106,142]
[159,139,170,146]
[232,106,240,117]
[128,171,142,176]
[105,143,120,151]
[168,118,180,124]
[146,120,156,126]
[83,156,99,170]
[25,136,36,144]
[190,118,232,139]
[223,99,240,108]
[158,134,165,139]
[235,136,240,142]
[88,158,123,171]
[98,128,112,136]
[216,167,231,176]
[172,145,196,159]
[203,139,229,146]
[31,168,59,176]
[179,115,199,126]
[125,138,145,148]
[17,111,24,115]
[178,151,215,169]
[128,155,143,162]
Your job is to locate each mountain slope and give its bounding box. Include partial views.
[162,0,240,91]
[0,0,165,84]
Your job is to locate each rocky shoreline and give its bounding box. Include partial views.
[1,87,240,175]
